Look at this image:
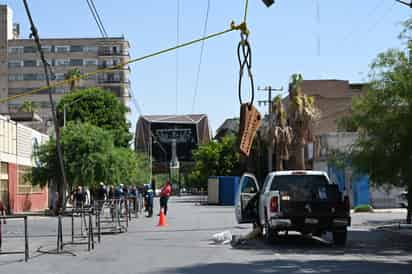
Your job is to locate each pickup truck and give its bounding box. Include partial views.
[235,170,351,245]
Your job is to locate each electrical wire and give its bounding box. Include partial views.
[175,0,180,115]
[191,0,211,113]
[340,0,386,46]
[89,0,108,37]
[86,0,107,38]
[0,25,237,104]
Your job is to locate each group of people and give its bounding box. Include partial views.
[68,179,173,217]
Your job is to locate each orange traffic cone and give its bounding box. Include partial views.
[157,209,168,227]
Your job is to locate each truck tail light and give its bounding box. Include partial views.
[270,196,279,213]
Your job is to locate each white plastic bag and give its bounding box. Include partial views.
[212,230,232,244]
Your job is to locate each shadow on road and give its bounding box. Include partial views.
[155,258,412,274]
[230,230,412,257]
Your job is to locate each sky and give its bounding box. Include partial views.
[3,0,411,134]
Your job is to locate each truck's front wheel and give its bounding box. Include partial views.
[333,228,347,246]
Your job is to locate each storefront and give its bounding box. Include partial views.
[0,115,49,213]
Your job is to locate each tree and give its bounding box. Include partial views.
[341,31,412,223]
[58,88,132,147]
[272,96,292,171]
[288,74,320,170]
[19,100,39,112]
[188,134,241,189]
[30,122,142,205]
[64,68,81,91]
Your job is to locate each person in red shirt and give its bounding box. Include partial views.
[159,180,172,215]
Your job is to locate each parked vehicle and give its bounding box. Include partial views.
[235,170,351,246]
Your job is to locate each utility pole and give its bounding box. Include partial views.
[258,85,283,172]
[22,0,68,209]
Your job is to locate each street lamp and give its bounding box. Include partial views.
[262,0,275,7]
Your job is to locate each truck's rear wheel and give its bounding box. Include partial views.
[333,228,347,246]
[263,220,277,243]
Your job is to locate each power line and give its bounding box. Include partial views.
[341,0,386,46]
[0,24,239,104]
[86,0,107,38]
[22,0,68,207]
[89,0,108,37]
[191,0,211,113]
[175,0,180,115]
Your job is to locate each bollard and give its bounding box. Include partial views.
[97,213,101,243]
[24,216,29,262]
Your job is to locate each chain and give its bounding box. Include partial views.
[237,31,255,106]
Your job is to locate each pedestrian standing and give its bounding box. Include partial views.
[159,180,172,216]
[0,199,6,251]
[151,178,156,197]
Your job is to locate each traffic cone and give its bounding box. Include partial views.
[157,209,168,227]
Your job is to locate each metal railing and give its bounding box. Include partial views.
[0,216,29,262]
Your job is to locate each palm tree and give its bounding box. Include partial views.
[19,100,39,113]
[272,96,292,171]
[64,68,81,91]
[288,74,320,170]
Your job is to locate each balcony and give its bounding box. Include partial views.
[97,78,130,85]
[98,64,131,71]
[98,50,129,57]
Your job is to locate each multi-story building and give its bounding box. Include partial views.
[0,114,49,213]
[0,5,131,125]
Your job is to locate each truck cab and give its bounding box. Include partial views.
[235,171,351,246]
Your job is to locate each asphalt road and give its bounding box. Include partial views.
[0,196,411,274]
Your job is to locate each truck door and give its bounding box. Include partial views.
[235,174,260,224]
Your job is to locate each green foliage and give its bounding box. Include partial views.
[343,19,412,222]
[19,101,39,112]
[58,88,132,147]
[64,68,81,91]
[31,122,144,190]
[187,134,240,189]
[353,204,374,213]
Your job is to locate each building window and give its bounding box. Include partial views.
[70,45,83,52]
[54,73,65,81]
[8,46,23,54]
[23,73,38,81]
[55,59,70,66]
[8,74,23,81]
[70,59,83,66]
[24,46,37,53]
[8,60,22,68]
[55,46,69,53]
[84,46,98,52]
[18,166,41,194]
[54,87,67,93]
[85,59,98,66]
[41,45,51,53]
[23,60,38,67]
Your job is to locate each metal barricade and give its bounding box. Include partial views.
[0,215,29,262]
[96,199,129,234]
[56,207,97,252]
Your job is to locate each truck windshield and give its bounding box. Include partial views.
[270,175,338,201]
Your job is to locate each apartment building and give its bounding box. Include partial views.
[0,5,131,122]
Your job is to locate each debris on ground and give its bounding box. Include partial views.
[212,230,233,244]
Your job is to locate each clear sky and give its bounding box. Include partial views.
[3,0,411,133]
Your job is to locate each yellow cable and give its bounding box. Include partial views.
[244,0,249,23]
[0,23,240,104]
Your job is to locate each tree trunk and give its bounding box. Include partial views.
[295,142,306,170]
